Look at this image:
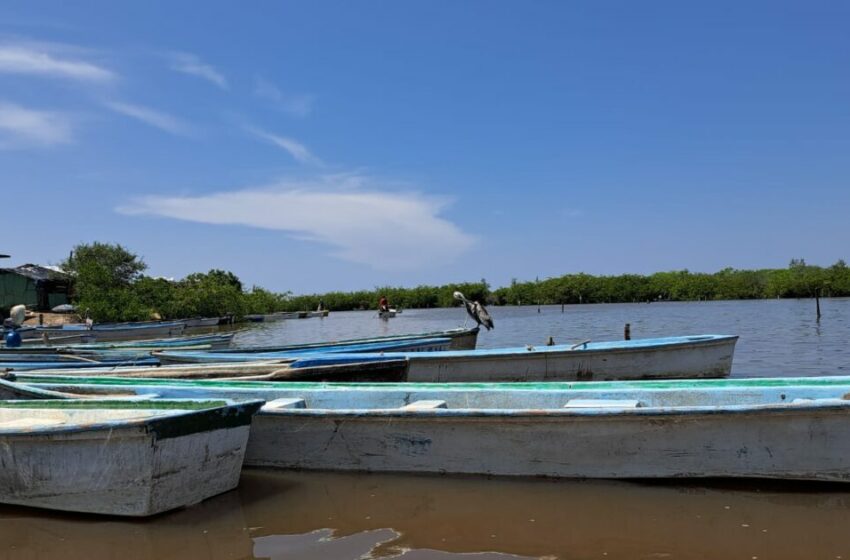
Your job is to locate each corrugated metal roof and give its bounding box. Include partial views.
[0,264,71,282]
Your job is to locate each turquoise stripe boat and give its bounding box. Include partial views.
[0,386,263,517]
[153,337,453,364]
[8,373,850,482]
[286,334,739,382]
[213,327,480,353]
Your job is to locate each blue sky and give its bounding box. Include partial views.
[1,1,848,293]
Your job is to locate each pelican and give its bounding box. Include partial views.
[453,291,494,330]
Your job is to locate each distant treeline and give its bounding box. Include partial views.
[283,259,850,310]
[62,243,849,322]
[491,259,850,305]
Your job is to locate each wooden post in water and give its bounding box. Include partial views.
[624,323,631,340]
[561,303,565,313]
[816,292,821,321]
[546,336,555,346]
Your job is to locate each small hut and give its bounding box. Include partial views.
[0,264,72,314]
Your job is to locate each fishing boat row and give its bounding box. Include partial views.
[4,374,850,490]
[147,334,738,382]
[1,315,841,520]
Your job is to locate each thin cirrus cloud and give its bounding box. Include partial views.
[0,41,114,82]
[105,101,193,136]
[254,77,313,117]
[117,178,477,270]
[246,125,322,165]
[0,100,72,148]
[168,52,227,89]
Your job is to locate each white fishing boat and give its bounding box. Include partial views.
[19,321,186,343]
[0,385,262,516]
[385,334,738,381]
[183,317,221,328]
[12,374,850,482]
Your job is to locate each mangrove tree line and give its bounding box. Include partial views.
[60,243,850,322]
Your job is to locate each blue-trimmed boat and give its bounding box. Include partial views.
[18,320,186,343]
[8,373,850,482]
[0,383,263,516]
[153,337,453,364]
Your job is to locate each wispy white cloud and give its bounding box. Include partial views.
[105,101,192,136]
[254,77,313,117]
[0,41,114,82]
[246,125,321,165]
[117,176,477,269]
[168,52,227,89]
[0,101,72,148]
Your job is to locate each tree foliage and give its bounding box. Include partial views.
[62,242,850,322]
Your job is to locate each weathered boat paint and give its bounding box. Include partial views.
[8,356,409,382]
[153,337,452,364]
[21,372,850,393]
[19,321,186,343]
[372,334,738,381]
[211,327,479,353]
[0,395,263,516]
[10,374,850,482]
[183,317,221,328]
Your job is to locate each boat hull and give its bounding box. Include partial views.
[14,373,850,482]
[0,400,261,516]
[21,322,186,343]
[402,335,737,382]
[183,317,221,328]
[245,405,850,481]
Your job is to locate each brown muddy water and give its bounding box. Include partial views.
[2,470,849,559]
[3,299,850,559]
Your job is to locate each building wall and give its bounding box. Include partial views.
[0,272,39,312]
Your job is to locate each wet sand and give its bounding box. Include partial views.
[1,469,849,559]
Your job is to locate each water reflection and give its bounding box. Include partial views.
[252,528,528,559]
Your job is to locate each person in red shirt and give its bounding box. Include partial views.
[378,295,389,312]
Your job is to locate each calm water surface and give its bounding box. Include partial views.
[2,299,850,559]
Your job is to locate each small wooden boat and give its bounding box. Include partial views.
[246,311,304,322]
[304,310,329,318]
[183,317,221,329]
[153,337,452,365]
[71,333,235,351]
[0,386,263,516]
[0,354,160,370]
[10,355,410,382]
[369,334,738,381]
[19,320,186,343]
[378,309,397,319]
[16,332,97,346]
[211,327,479,353]
[10,332,233,350]
[11,374,850,482]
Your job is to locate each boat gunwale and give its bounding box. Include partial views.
[375,334,740,361]
[14,372,850,391]
[255,398,850,418]
[0,398,263,437]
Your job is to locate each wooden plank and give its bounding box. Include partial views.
[402,400,448,410]
[262,398,307,411]
[564,399,641,408]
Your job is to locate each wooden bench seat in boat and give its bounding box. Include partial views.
[563,399,642,409]
[402,400,448,410]
[262,398,307,410]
